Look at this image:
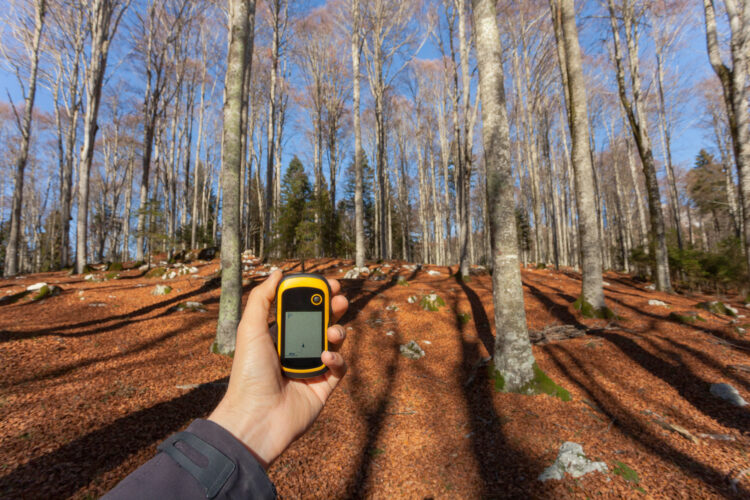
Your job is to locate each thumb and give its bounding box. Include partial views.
[239,270,283,336]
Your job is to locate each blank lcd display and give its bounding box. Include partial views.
[284,311,323,358]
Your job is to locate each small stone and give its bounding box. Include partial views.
[648,299,668,307]
[400,340,425,359]
[138,264,149,272]
[176,301,207,312]
[84,274,96,281]
[386,331,395,336]
[538,442,608,482]
[422,340,432,345]
[78,290,84,296]
[710,383,747,406]
[386,304,399,311]
[89,302,107,307]
[602,281,611,286]
[26,282,47,291]
[737,327,746,335]
[645,284,656,291]
[407,295,418,304]
[426,270,442,276]
[152,284,172,296]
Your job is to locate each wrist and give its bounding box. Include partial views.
[208,403,277,470]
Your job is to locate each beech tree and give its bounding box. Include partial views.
[2,0,47,277]
[703,0,750,275]
[74,0,130,274]
[606,0,672,292]
[550,0,607,314]
[472,0,536,390]
[213,0,256,355]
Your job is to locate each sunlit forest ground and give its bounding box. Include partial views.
[0,257,748,498]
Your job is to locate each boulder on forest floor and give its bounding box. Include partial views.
[400,340,425,359]
[697,301,738,317]
[538,442,608,481]
[31,285,62,301]
[152,284,172,296]
[710,383,747,407]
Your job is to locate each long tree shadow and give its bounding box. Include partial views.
[0,278,224,344]
[340,275,408,496]
[0,377,228,498]
[591,330,750,433]
[523,282,587,329]
[3,314,216,388]
[456,278,543,497]
[660,337,750,392]
[546,344,746,498]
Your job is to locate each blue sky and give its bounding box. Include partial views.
[0,0,721,216]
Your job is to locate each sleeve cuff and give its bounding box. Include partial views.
[185,419,277,499]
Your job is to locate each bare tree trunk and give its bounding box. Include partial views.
[4,0,46,277]
[213,0,256,356]
[75,0,129,274]
[472,0,535,390]
[351,0,365,267]
[703,0,750,273]
[607,0,672,292]
[551,0,606,310]
[191,35,209,249]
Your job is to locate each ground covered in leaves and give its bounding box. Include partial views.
[1,257,749,498]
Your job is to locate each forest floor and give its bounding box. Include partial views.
[0,257,749,499]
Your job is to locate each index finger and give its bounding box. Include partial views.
[327,277,341,296]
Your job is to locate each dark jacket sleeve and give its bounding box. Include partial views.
[104,419,276,500]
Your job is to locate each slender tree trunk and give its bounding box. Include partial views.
[551,0,606,310]
[607,0,672,292]
[352,0,365,268]
[4,0,46,277]
[472,0,535,390]
[76,0,126,274]
[703,0,750,273]
[213,0,255,356]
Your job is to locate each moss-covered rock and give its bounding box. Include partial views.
[696,301,737,317]
[490,362,571,401]
[31,285,62,301]
[107,262,123,272]
[573,296,617,319]
[458,312,472,325]
[105,271,120,280]
[152,284,172,296]
[145,267,167,278]
[668,311,705,324]
[419,293,445,312]
[396,276,409,286]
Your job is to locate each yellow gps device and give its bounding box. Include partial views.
[275,273,330,379]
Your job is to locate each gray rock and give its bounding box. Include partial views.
[26,282,47,291]
[710,383,747,407]
[152,284,173,296]
[426,270,442,276]
[138,264,149,272]
[343,266,369,279]
[176,301,207,312]
[648,299,668,307]
[84,274,96,281]
[602,281,611,286]
[538,442,608,482]
[645,284,656,291]
[400,340,425,360]
[407,295,418,304]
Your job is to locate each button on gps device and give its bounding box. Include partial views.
[275,273,330,379]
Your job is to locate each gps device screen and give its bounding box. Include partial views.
[284,311,323,358]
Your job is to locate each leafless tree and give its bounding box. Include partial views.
[1,0,47,276]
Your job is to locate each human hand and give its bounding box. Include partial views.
[208,270,349,470]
